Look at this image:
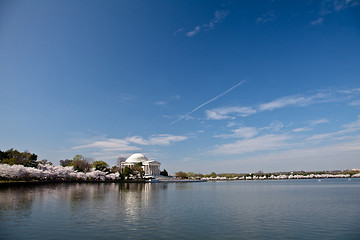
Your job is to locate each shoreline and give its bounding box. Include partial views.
[2,176,358,187]
[0,179,207,187]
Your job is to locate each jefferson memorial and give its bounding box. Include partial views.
[120,153,161,176]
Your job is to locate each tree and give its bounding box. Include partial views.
[59,159,73,167]
[187,172,195,178]
[110,166,120,173]
[175,171,188,179]
[0,150,7,160]
[192,173,204,179]
[131,162,144,178]
[72,155,92,173]
[0,148,38,167]
[209,172,217,178]
[160,169,168,176]
[122,167,133,178]
[38,159,53,165]
[117,156,127,165]
[92,160,109,172]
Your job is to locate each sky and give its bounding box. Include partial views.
[1,0,360,174]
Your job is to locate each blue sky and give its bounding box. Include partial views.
[1,0,360,173]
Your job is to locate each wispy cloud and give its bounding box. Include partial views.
[186,10,229,37]
[115,93,137,103]
[171,80,246,124]
[154,95,181,107]
[312,0,360,25]
[126,134,188,146]
[125,136,150,145]
[330,0,359,12]
[311,17,324,25]
[206,87,360,121]
[154,101,167,106]
[73,138,140,152]
[292,119,328,132]
[173,28,184,36]
[206,136,360,173]
[202,115,360,172]
[187,26,201,37]
[310,118,329,125]
[72,134,188,159]
[258,93,327,111]
[307,115,360,141]
[320,0,358,15]
[211,134,292,155]
[256,10,276,24]
[171,95,181,100]
[292,127,313,133]
[350,100,360,106]
[206,106,256,120]
[215,126,258,139]
[215,121,284,140]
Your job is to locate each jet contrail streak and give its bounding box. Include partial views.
[171,80,246,125]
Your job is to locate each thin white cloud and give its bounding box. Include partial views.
[181,157,192,163]
[186,10,229,37]
[256,10,276,24]
[215,126,258,139]
[171,95,181,100]
[73,134,188,154]
[125,136,150,145]
[171,80,246,124]
[311,17,324,25]
[73,138,141,152]
[148,134,188,145]
[154,101,167,106]
[205,87,360,121]
[187,26,201,37]
[292,118,329,132]
[200,114,360,172]
[342,115,360,131]
[211,134,291,155]
[320,0,359,15]
[338,88,360,94]
[350,100,360,106]
[261,121,284,132]
[173,28,184,36]
[206,106,256,120]
[234,127,257,138]
[333,0,359,12]
[310,118,329,125]
[258,94,324,111]
[292,127,313,133]
[205,136,360,173]
[227,121,236,127]
[313,0,360,25]
[126,134,188,146]
[154,95,181,107]
[307,115,360,141]
[115,93,137,103]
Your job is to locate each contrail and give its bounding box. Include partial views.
[171,80,246,125]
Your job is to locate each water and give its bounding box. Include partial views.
[1,179,359,240]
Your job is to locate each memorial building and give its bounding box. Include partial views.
[120,153,161,176]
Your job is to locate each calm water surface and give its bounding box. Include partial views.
[1,179,359,239]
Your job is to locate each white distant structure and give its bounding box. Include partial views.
[120,153,161,176]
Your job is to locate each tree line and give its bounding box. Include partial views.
[0,148,168,180]
[0,148,39,167]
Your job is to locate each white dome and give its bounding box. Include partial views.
[125,153,148,163]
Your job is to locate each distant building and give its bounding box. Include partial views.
[120,153,161,176]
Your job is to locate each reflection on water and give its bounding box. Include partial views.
[1,180,360,240]
[0,186,35,219]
